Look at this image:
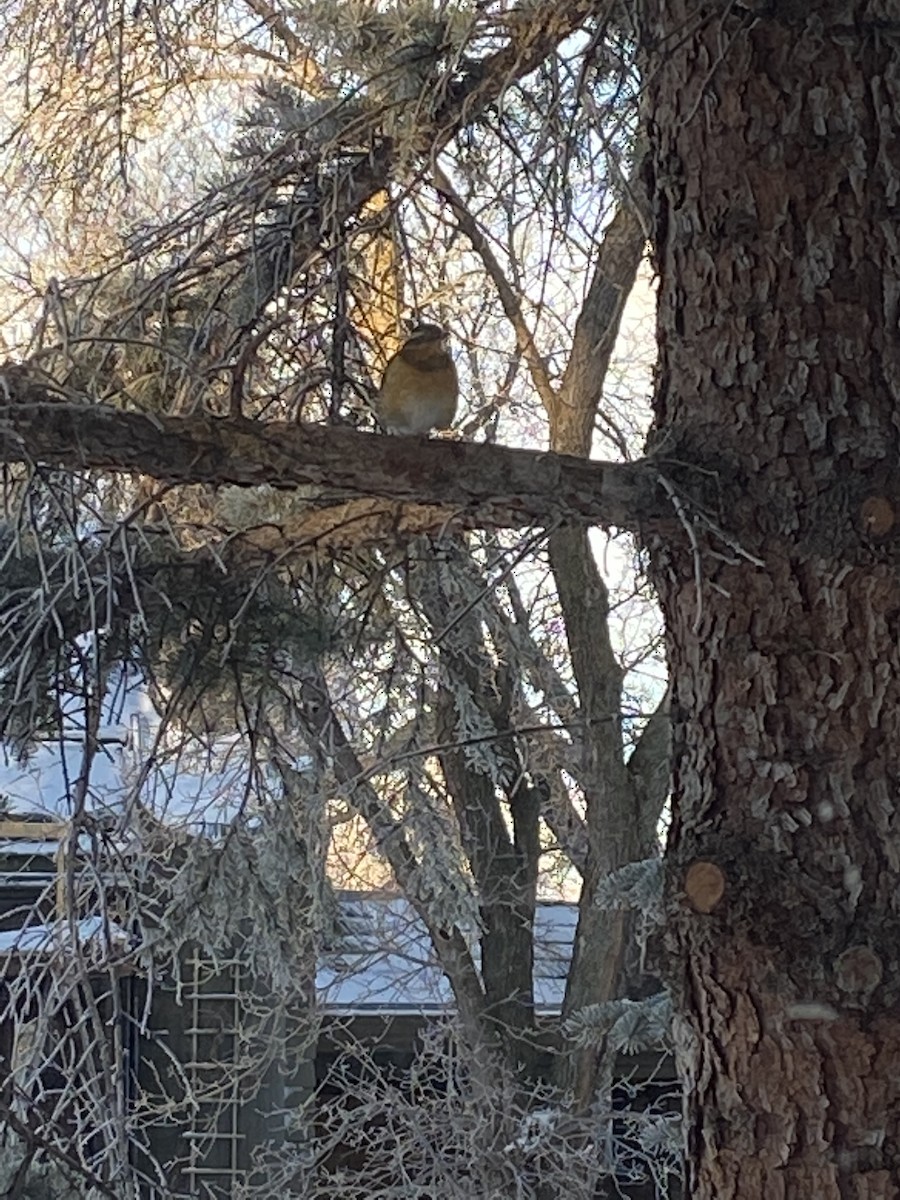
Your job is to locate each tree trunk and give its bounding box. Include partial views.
[641,3,900,1196]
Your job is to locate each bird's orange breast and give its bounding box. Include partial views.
[377,346,458,435]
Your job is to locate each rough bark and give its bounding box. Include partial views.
[641,3,900,1195]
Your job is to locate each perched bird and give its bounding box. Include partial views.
[376,323,458,435]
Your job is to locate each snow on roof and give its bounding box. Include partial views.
[317,894,578,1015]
[2,680,579,1016]
[0,677,254,829]
[0,886,578,1015]
[0,916,127,957]
[0,739,128,821]
[0,840,60,856]
[1,670,141,821]
[0,872,577,1012]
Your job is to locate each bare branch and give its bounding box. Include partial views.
[0,1102,121,1200]
[433,165,558,413]
[242,0,306,64]
[549,528,638,871]
[152,0,611,346]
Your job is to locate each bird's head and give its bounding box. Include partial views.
[397,322,451,369]
[404,322,448,349]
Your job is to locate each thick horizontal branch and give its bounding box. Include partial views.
[0,381,660,533]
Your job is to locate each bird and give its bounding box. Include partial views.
[375,323,458,436]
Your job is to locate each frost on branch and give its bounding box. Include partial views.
[566,992,672,1054]
[0,1129,96,1199]
[306,1021,679,1200]
[593,855,665,922]
[402,782,480,932]
[234,0,479,168]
